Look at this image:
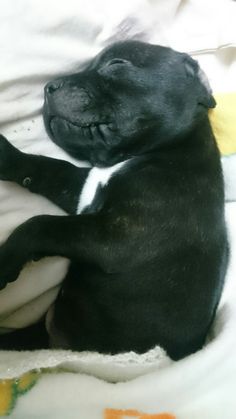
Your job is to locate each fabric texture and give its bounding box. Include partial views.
[210,93,236,155]
[0,0,236,417]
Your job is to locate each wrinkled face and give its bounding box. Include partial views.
[43,41,215,167]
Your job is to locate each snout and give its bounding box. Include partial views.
[43,73,117,164]
[44,77,92,116]
[43,75,97,145]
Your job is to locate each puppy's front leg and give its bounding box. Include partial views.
[0,212,130,289]
[0,134,89,214]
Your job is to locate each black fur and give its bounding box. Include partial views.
[0,41,228,360]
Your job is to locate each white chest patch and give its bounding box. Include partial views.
[76,160,128,214]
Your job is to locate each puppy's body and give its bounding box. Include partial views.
[0,41,228,360]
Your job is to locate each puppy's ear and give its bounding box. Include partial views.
[184,55,216,109]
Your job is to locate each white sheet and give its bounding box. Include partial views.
[0,1,236,417]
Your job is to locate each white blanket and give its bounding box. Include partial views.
[0,0,236,417]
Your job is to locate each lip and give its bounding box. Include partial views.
[42,98,109,139]
[49,115,114,130]
[48,116,117,153]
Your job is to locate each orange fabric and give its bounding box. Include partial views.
[104,408,176,419]
[0,380,13,416]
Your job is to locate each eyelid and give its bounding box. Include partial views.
[107,58,130,66]
[98,58,131,77]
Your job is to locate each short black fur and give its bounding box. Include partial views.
[0,41,228,360]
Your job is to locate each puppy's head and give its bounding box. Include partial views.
[43,41,215,166]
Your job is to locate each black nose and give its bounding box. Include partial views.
[45,79,64,95]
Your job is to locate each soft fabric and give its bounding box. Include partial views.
[0,0,236,417]
[209,93,236,155]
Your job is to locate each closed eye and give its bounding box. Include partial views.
[97,58,132,78]
[107,58,130,66]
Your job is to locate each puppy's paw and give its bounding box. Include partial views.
[0,134,19,180]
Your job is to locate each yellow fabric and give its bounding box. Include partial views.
[0,372,38,416]
[104,409,176,419]
[209,92,236,156]
[0,380,13,416]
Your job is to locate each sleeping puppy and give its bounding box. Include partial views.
[0,41,228,360]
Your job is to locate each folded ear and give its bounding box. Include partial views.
[197,66,216,108]
[183,55,216,109]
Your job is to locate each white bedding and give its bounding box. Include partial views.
[0,1,236,417]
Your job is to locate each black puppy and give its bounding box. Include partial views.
[0,41,228,360]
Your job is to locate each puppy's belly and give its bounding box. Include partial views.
[76,160,128,214]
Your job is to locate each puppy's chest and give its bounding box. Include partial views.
[76,161,127,214]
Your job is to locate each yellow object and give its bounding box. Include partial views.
[0,372,39,416]
[104,409,176,419]
[209,92,236,156]
[0,380,13,416]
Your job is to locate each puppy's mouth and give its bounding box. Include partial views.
[49,116,115,140]
[45,115,123,166]
[50,115,114,131]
